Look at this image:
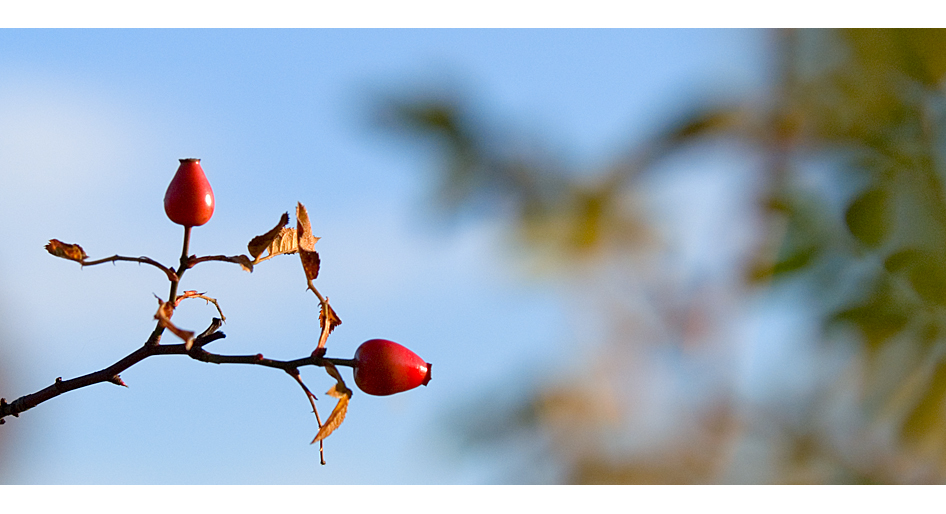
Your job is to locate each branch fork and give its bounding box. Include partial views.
[8,204,356,464]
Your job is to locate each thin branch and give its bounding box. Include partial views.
[306,277,326,304]
[289,369,326,465]
[0,319,356,424]
[20,220,355,460]
[0,344,153,424]
[80,255,179,282]
[143,225,193,350]
[187,254,254,272]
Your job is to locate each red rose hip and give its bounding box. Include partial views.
[164,158,215,227]
[353,339,431,396]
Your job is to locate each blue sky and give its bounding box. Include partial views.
[0,29,770,484]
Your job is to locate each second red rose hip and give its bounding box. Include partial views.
[164,158,215,227]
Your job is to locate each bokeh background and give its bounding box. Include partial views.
[2,28,946,484]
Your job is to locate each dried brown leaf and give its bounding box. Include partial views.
[248,213,300,264]
[312,362,352,442]
[323,362,352,396]
[325,382,346,399]
[300,248,321,282]
[266,228,298,258]
[296,202,320,252]
[154,301,196,350]
[248,212,289,258]
[233,254,255,272]
[45,239,88,262]
[311,394,349,443]
[317,300,342,349]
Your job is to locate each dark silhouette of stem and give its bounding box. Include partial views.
[0,318,357,423]
[5,221,359,461]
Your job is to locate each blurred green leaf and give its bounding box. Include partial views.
[884,248,923,273]
[382,29,946,483]
[845,188,889,247]
[664,106,743,146]
[907,256,946,306]
[833,278,911,350]
[883,248,946,306]
[772,246,818,276]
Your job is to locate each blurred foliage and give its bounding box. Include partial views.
[382,29,946,483]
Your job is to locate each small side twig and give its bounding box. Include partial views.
[288,369,326,465]
[175,291,227,321]
[186,254,254,272]
[81,255,179,282]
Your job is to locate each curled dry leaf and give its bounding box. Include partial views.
[45,239,88,262]
[300,248,321,282]
[248,212,289,258]
[296,203,322,281]
[248,212,300,264]
[232,254,255,273]
[312,362,352,443]
[295,203,321,252]
[262,228,297,260]
[312,395,349,443]
[323,361,353,397]
[154,301,196,350]
[317,299,342,349]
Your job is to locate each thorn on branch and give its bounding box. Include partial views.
[108,375,128,387]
